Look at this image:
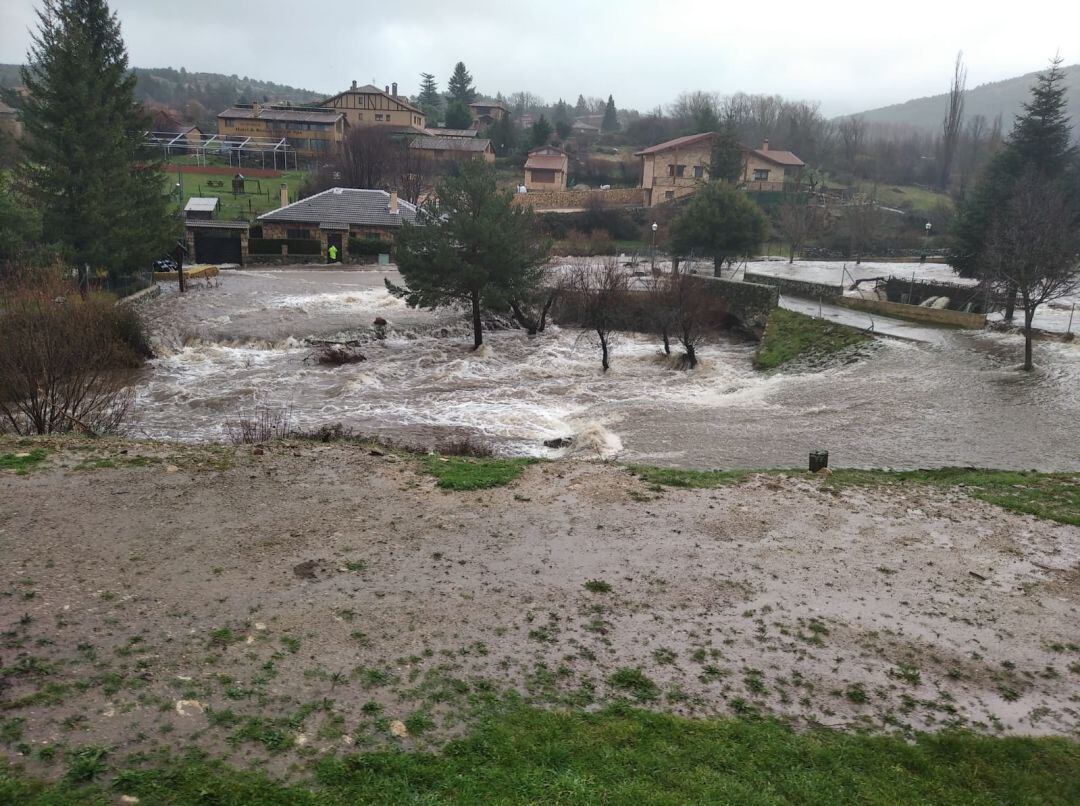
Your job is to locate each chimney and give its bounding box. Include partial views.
[251,101,262,116]
[762,139,770,151]
[351,79,357,90]
[388,191,398,215]
[385,85,390,95]
[279,182,288,208]
[392,82,398,97]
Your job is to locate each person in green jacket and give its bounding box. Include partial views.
[328,244,338,263]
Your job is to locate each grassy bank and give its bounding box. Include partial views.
[755,308,872,370]
[3,705,1077,804]
[420,455,538,490]
[631,465,1080,526]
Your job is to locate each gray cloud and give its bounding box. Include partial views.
[1,0,1076,115]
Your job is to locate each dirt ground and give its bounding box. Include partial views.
[1,438,1078,780]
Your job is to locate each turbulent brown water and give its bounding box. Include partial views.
[129,266,1080,470]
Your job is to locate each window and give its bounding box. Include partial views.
[753,168,771,181]
[664,191,675,200]
[693,165,704,179]
[286,228,311,239]
[375,113,384,121]
[667,164,675,177]
[675,164,686,177]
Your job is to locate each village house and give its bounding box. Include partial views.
[183,196,250,265]
[257,187,419,260]
[217,103,345,160]
[423,127,477,139]
[0,98,22,140]
[636,132,805,206]
[469,101,508,129]
[320,81,426,132]
[409,136,495,163]
[523,145,569,192]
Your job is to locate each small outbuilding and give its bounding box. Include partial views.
[524,146,569,192]
[183,197,220,220]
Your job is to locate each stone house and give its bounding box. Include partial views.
[257,188,419,260]
[217,103,345,160]
[524,146,569,192]
[636,133,805,206]
[183,196,249,265]
[409,136,495,163]
[320,81,427,132]
[469,101,508,129]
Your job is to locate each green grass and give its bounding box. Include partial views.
[627,465,751,489]
[858,183,954,216]
[755,308,872,370]
[164,166,307,223]
[825,468,1080,526]
[420,456,538,491]
[0,448,48,474]
[627,463,1080,527]
[2,705,1077,803]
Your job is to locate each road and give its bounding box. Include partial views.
[778,294,954,345]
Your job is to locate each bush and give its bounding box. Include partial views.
[0,268,141,434]
[348,237,390,257]
[224,403,293,445]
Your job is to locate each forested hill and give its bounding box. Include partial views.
[0,63,325,126]
[851,63,1080,130]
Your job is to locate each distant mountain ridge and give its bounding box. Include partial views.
[850,63,1080,131]
[0,63,326,128]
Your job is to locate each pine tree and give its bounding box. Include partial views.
[601,95,619,133]
[710,119,744,184]
[447,61,476,105]
[531,115,553,147]
[574,95,589,117]
[387,161,550,349]
[669,182,768,275]
[949,59,1078,285]
[417,72,441,122]
[18,0,174,287]
[552,98,570,125]
[444,100,473,130]
[489,113,516,157]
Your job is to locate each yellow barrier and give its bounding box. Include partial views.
[152,265,220,282]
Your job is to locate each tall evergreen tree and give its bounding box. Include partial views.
[488,113,516,157]
[444,100,473,130]
[601,95,619,133]
[949,58,1078,303]
[447,61,476,105]
[574,94,589,117]
[417,71,442,122]
[552,98,570,125]
[669,182,768,275]
[18,0,174,287]
[530,114,553,147]
[710,119,744,184]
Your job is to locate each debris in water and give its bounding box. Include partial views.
[544,437,574,449]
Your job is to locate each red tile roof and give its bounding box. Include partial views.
[747,147,804,167]
[525,154,567,170]
[634,132,716,156]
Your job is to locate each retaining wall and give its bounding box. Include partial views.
[693,275,778,335]
[512,187,642,211]
[744,271,843,301]
[835,296,986,329]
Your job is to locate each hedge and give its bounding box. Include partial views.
[348,237,390,256]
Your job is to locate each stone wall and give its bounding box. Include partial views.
[692,275,779,335]
[835,296,986,329]
[744,271,843,301]
[512,187,642,211]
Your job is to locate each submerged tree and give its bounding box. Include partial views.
[387,161,550,349]
[18,0,174,288]
[985,173,1080,370]
[567,260,628,371]
[669,182,768,275]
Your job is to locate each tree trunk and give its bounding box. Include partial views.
[599,331,610,371]
[713,255,723,278]
[789,243,796,264]
[1004,282,1017,321]
[1023,307,1035,371]
[684,342,697,369]
[661,329,671,355]
[470,290,483,349]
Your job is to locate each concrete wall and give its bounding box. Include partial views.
[512,187,642,211]
[835,296,986,329]
[744,271,843,301]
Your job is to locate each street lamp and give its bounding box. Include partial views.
[651,222,658,274]
[924,221,932,261]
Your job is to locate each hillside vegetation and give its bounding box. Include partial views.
[853,63,1080,130]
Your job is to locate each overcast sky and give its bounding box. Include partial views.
[1,0,1077,116]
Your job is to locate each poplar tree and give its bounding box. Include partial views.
[18,0,174,287]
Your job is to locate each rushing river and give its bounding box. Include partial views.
[129,266,1080,470]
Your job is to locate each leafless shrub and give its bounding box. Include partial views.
[224,403,294,445]
[312,343,367,365]
[0,268,143,435]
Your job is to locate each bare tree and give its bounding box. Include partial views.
[396,139,431,205]
[566,260,628,371]
[666,268,724,369]
[843,199,883,263]
[986,174,1080,370]
[510,267,559,335]
[338,126,398,190]
[838,115,866,169]
[777,192,821,263]
[940,51,967,190]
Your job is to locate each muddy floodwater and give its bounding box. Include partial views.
[131,266,1080,470]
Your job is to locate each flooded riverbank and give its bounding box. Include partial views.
[129,266,1080,470]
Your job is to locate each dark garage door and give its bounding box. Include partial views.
[193,231,243,265]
